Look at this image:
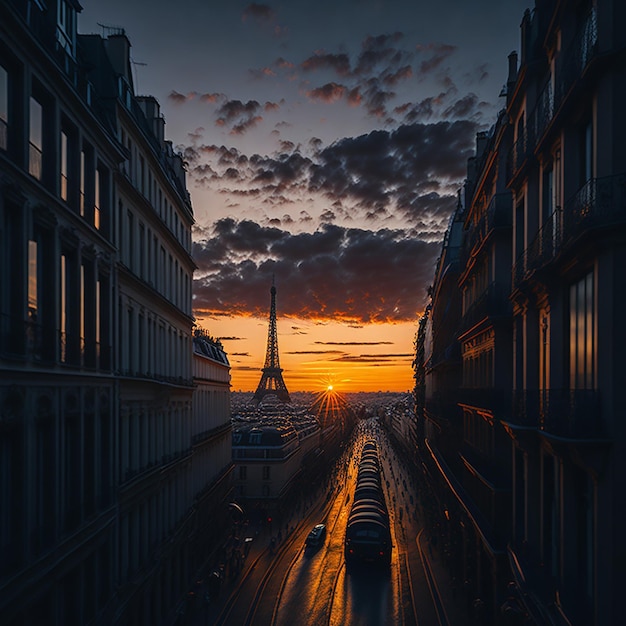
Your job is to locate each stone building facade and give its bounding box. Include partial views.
[0,2,230,624]
[417,1,626,624]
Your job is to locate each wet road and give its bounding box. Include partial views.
[206,418,451,626]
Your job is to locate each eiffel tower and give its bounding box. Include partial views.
[253,278,291,405]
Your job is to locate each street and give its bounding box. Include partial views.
[185,418,470,626]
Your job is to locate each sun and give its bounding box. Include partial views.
[327,385,333,391]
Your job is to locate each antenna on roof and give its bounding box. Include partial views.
[131,59,148,92]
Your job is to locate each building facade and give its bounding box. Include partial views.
[0,2,227,624]
[1,2,123,623]
[418,1,626,624]
[504,2,625,624]
[231,409,320,512]
[191,329,234,573]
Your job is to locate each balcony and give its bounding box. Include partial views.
[508,9,599,184]
[512,210,561,289]
[562,173,626,241]
[554,8,598,114]
[1,312,55,363]
[507,388,603,439]
[506,127,532,184]
[428,340,461,371]
[459,282,512,335]
[457,388,512,418]
[541,388,603,439]
[513,173,626,289]
[463,193,512,263]
[425,393,461,423]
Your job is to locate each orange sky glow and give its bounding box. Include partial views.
[196,314,419,394]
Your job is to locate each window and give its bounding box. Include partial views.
[94,168,101,230]
[542,165,553,223]
[139,223,145,279]
[80,149,85,215]
[80,264,85,358]
[60,254,67,362]
[29,96,43,179]
[514,197,524,261]
[56,0,75,54]
[262,466,270,480]
[239,466,247,480]
[249,432,262,444]
[462,329,494,388]
[139,155,145,194]
[581,118,593,185]
[127,211,134,268]
[0,64,7,150]
[28,240,38,321]
[96,279,101,361]
[569,271,595,389]
[60,131,69,201]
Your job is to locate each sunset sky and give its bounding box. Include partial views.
[79,0,529,393]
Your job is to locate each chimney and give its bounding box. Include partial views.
[103,34,133,92]
[476,131,489,159]
[507,51,518,86]
[520,9,531,65]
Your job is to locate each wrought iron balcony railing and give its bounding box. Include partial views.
[510,388,603,439]
[563,173,626,239]
[457,388,512,417]
[463,193,513,264]
[459,281,512,334]
[507,9,599,183]
[513,173,626,288]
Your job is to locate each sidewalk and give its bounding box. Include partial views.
[384,430,471,626]
[416,528,471,626]
[176,481,338,625]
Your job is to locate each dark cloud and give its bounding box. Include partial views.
[306,82,346,103]
[231,116,263,135]
[180,120,475,234]
[275,57,295,69]
[216,99,261,122]
[214,99,265,134]
[309,121,476,212]
[168,90,193,104]
[382,65,413,86]
[249,67,277,79]
[442,93,481,119]
[242,2,288,38]
[199,92,224,103]
[416,43,458,75]
[168,91,225,105]
[237,32,434,121]
[301,52,351,76]
[192,220,439,323]
[354,32,407,76]
[242,3,275,22]
[264,101,281,112]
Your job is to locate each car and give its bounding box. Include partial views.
[305,523,327,548]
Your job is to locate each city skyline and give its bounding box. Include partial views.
[79,0,530,392]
